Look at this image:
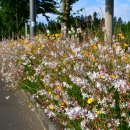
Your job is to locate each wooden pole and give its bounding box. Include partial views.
[105,0,114,45]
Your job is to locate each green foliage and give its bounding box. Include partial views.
[36,0,58,20]
[36,22,46,34]
[0,0,29,36]
[67,120,81,130]
[21,79,39,94]
[66,77,83,106]
[47,20,61,34]
[114,17,130,45]
[0,0,57,39]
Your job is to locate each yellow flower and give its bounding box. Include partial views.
[63,54,67,58]
[85,52,90,57]
[49,104,54,110]
[35,35,39,39]
[56,86,62,91]
[96,110,101,115]
[55,34,61,37]
[33,49,38,54]
[120,35,124,39]
[54,95,60,100]
[118,33,123,37]
[110,74,116,79]
[115,39,118,42]
[71,50,76,55]
[87,98,93,104]
[117,33,125,39]
[92,44,97,50]
[81,50,85,54]
[48,91,52,95]
[99,74,104,79]
[63,61,67,65]
[59,100,66,108]
[24,40,28,44]
[113,45,117,49]
[92,57,96,62]
[37,43,42,47]
[124,43,128,47]
[24,50,30,55]
[47,34,50,37]
[125,56,129,64]
[27,44,33,49]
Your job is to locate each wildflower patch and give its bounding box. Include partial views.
[0,36,130,130]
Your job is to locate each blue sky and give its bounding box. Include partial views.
[37,0,130,23]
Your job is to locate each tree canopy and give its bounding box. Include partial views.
[0,0,57,37]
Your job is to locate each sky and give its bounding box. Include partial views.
[37,0,130,23]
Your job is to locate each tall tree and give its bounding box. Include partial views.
[36,0,57,20]
[0,0,57,37]
[105,0,114,45]
[0,0,29,37]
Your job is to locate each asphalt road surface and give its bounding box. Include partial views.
[0,79,44,130]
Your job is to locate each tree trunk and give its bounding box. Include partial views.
[61,0,71,38]
[105,0,114,45]
[16,12,19,35]
[61,0,67,38]
[66,0,71,31]
[16,0,19,36]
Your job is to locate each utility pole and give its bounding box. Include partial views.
[25,20,28,39]
[2,29,3,42]
[30,0,36,37]
[105,0,114,45]
[12,32,14,40]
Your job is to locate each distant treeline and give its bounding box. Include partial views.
[37,13,130,41]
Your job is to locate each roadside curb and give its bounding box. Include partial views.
[22,91,62,130]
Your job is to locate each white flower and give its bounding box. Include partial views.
[121,113,126,117]
[46,30,50,35]
[77,28,82,33]
[65,106,82,120]
[47,111,56,118]
[96,82,101,88]
[81,120,87,130]
[107,123,112,128]
[129,121,130,127]
[94,37,98,42]
[71,27,75,33]
[82,93,89,99]
[6,96,10,100]
[86,111,95,120]
[126,64,130,73]
[68,30,71,34]
[88,71,99,80]
[114,119,120,126]
[114,79,127,89]
[37,89,46,96]
[63,82,72,89]
[62,68,66,73]
[73,106,82,113]
[115,46,121,55]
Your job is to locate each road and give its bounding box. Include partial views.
[0,79,44,130]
